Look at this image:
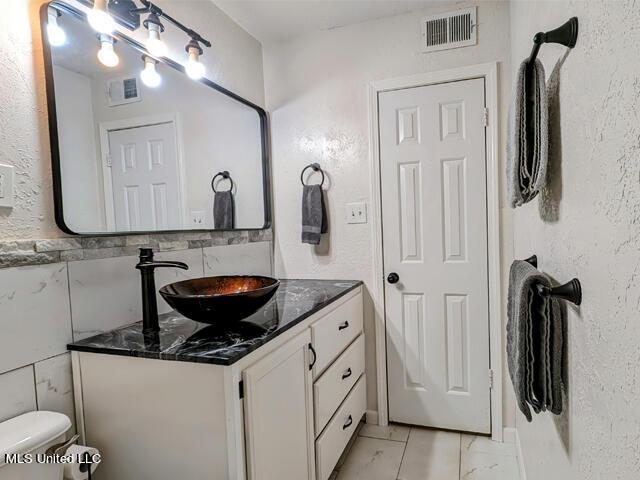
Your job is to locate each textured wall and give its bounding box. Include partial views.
[510,1,640,478]
[0,0,265,240]
[263,1,514,421]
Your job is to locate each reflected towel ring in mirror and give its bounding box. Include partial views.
[300,163,325,187]
[212,171,234,193]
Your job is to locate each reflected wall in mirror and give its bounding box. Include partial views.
[43,2,270,235]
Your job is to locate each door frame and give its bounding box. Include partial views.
[98,113,188,230]
[368,62,503,441]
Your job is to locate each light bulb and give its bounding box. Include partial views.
[88,0,115,34]
[47,11,66,47]
[140,57,161,88]
[97,35,119,67]
[185,48,205,80]
[144,13,167,57]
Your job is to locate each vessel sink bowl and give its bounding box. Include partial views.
[159,276,280,324]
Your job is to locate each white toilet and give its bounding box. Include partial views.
[0,411,71,480]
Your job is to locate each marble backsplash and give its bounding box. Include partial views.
[0,237,273,431]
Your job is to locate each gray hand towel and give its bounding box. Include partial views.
[507,59,549,208]
[301,184,327,245]
[507,259,563,422]
[214,191,234,229]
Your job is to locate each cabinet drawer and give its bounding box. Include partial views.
[314,334,365,435]
[311,292,363,376]
[315,376,366,480]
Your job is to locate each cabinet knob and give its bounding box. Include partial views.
[343,415,353,430]
[342,368,352,380]
[387,272,400,284]
[338,321,349,331]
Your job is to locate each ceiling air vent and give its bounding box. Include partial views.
[421,7,477,53]
[107,76,142,107]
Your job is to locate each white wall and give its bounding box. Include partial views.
[53,65,105,232]
[0,0,266,240]
[263,1,514,422]
[510,1,640,478]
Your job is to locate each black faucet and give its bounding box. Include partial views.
[135,248,189,333]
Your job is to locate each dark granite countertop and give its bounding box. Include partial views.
[67,279,362,366]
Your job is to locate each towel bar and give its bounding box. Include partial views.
[527,17,579,66]
[523,255,582,306]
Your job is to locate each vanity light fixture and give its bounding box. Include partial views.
[46,8,66,47]
[97,34,119,67]
[184,38,205,80]
[140,55,161,87]
[143,12,167,57]
[88,0,116,34]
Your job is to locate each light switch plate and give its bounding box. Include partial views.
[346,202,367,224]
[190,210,206,226]
[0,164,14,208]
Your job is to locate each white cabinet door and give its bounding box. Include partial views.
[243,330,315,480]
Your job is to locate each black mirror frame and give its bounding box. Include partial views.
[40,1,272,236]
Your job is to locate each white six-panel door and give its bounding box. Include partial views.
[108,121,183,231]
[379,78,491,433]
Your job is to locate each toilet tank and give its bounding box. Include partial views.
[0,411,71,480]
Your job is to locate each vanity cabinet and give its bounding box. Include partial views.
[243,330,315,480]
[70,282,364,480]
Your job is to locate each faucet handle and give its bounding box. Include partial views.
[139,248,154,262]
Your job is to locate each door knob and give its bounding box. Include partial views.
[387,272,399,284]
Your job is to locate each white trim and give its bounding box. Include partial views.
[98,113,188,230]
[365,409,379,425]
[503,427,517,444]
[367,62,503,440]
[515,427,527,480]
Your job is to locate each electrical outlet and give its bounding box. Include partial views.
[345,202,367,224]
[0,164,14,208]
[190,210,205,226]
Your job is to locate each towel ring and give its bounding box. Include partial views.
[211,171,234,193]
[300,163,325,187]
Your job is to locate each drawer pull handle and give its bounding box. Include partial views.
[342,368,352,380]
[309,344,317,371]
[338,321,349,331]
[343,415,353,430]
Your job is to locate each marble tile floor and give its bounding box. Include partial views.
[331,422,520,480]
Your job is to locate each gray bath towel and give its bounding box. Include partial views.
[301,184,327,245]
[214,191,234,229]
[507,59,549,208]
[507,259,563,422]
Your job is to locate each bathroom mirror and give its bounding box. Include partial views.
[41,2,270,235]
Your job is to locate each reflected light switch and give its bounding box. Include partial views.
[346,202,367,224]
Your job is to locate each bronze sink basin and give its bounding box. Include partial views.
[159,276,280,324]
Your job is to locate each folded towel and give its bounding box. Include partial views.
[507,259,563,422]
[301,184,327,245]
[214,191,234,229]
[507,59,549,208]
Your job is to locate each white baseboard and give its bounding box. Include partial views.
[365,410,379,425]
[514,428,527,480]
[502,427,517,444]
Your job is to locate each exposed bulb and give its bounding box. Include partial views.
[47,11,66,47]
[88,0,115,34]
[97,35,119,67]
[140,57,161,88]
[146,26,167,57]
[185,47,205,80]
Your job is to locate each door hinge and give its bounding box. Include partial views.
[488,369,494,389]
[106,154,113,168]
[482,108,489,127]
[239,380,244,399]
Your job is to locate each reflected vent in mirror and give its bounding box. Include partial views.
[421,7,477,53]
[107,76,141,107]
